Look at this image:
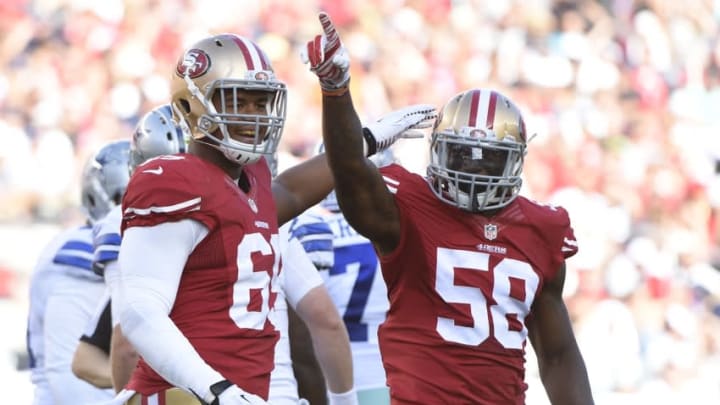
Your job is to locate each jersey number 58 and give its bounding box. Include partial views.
[435,248,539,349]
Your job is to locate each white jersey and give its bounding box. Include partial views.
[91,205,123,324]
[269,223,324,404]
[322,211,388,390]
[26,224,114,405]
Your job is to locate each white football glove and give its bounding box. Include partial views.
[363,104,437,156]
[301,12,350,91]
[211,384,269,405]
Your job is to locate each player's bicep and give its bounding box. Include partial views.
[273,154,334,225]
[282,237,324,308]
[527,264,576,363]
[334,159,400,250]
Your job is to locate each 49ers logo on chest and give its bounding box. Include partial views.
[176,49,211,78]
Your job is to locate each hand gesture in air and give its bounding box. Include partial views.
[301,12,350,92]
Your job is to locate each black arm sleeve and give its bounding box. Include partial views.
[79,300,112,355]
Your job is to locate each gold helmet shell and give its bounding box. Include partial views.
[428,89,528,212]
[171,34,287,165]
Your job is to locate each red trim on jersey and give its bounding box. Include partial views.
[468,90,480,127]
[486,91,498,129]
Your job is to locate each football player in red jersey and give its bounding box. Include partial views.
[303,13,595,405]
[112,33,434,405]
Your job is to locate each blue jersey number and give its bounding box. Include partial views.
[330,243,378,342]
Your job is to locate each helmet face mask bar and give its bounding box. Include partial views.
[196,80,286,164]
[171,34,287,166]
[427,89,528,213]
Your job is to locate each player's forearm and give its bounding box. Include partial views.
[110,325,139,392]
[320,90,389,234]
[309,319,354,393]
[71,342,113,388]
[288,306,328,405]
[539,347,594,405]
[118,302,223,399]
[321,91,367,179]
[295,287,354,393]
[309,310,353,392]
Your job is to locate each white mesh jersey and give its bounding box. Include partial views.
[26,224,114,404]
[268,223,324,404]
[321,211,389,390]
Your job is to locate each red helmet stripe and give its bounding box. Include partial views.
[227,35,255,70]
[468,89,481,127]
[486,91,497,129]
[251,42,270,70]
[227,35,266,71]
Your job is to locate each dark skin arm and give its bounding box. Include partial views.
[320,92,401,255]
[273,154,334,226]
[526,263,594,405]
[288,304,328,405]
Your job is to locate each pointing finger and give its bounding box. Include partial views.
[318,12,338,43]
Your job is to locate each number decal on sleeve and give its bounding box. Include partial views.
[435,248,539,348]
[230,233,280,330]
[331,242,378,342]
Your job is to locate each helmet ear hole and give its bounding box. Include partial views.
[178,99,191,114]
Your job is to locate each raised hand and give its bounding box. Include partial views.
[363,104,438,156]
[301,12,350,92]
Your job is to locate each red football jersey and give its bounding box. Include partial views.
[378,164,578,404]
[121,154,280,398]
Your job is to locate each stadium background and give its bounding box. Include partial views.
[1,0,719,403]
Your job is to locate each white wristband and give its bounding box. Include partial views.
[328,388,358,405]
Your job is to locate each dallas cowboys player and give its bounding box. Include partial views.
[72,105,186,392]
[26,140,130,404]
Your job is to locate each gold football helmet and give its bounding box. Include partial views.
[427,89,527,212]
[171,34,287,165]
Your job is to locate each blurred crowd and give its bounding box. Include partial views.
[1,0,720,403]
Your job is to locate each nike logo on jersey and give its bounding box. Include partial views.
[142,166,163,175]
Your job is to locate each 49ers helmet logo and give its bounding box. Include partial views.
[176,49,210,78]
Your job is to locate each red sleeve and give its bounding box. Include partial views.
[121,156,218,233]
[560,209,578,260]
[537,204,578,273]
